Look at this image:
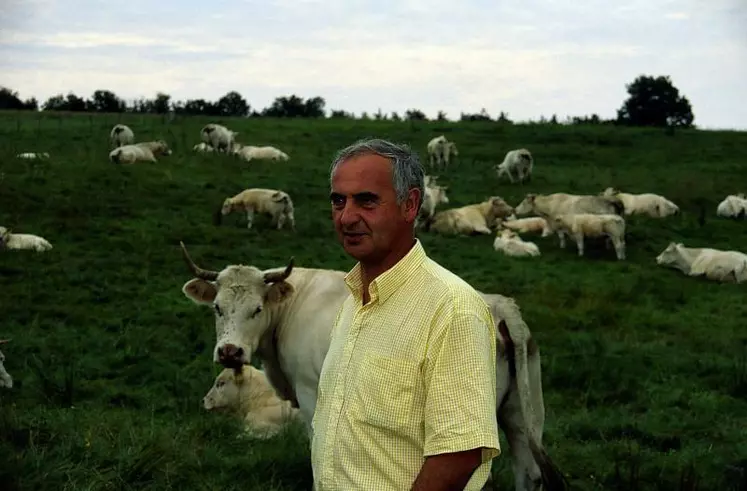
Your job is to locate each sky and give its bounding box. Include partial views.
[1,0,745,130]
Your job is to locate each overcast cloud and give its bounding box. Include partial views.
[1,0,745,129]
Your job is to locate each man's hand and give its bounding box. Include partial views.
[410,448,483,491]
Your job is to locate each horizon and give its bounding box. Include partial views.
[1,0,745,130]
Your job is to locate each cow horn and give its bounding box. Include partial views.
[180,241,219,281]
[264,257,294,284]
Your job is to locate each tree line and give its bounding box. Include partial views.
[0,75,695,129]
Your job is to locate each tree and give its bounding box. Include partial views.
[404,109,427,121]
[0,87,37,110]
[216,91,250,117]
[89,89,126,113]
[152,92,171,114]
[616,75,694,128]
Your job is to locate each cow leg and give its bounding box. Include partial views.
[612,235,626,260]
[287,212,296,231]
[246,209,255,229]
[276,214,286,230]
[557,231,566,249]
[499,378,543,491]
[574,233,585,257]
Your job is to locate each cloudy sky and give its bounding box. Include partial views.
[1,0,745,129]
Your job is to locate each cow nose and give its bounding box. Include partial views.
[217,343,244,368]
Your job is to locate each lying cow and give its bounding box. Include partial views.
[600,187,679,218]
[178,242,567,491]
[428,196,514,235]
[495,217,553,237]
[493,228,541,258]
[203,365,301,438]
[656,242,747,283]
[716,194,747,219]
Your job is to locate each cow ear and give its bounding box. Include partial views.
[182,279,217,304]
[265,281,294,304]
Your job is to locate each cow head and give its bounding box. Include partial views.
[513,194,537,215]
[486,196,514,222]
[154,140,172,156]
[179,242,295,369]
[601,187,621,197]
[655,242,684,268]
[446,142,459,157]
[203,366,250,412]
[0,227,10,248]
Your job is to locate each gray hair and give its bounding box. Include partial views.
[330,138,425,211]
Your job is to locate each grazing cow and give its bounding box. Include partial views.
[200,123,238,153]
[496,149,534,184]
[716,194,747,219]
[178,243,567,491]
[203,365,301,439]
[514,192,624,218]
[656,242,747,283]
[428,197,514,235]
[548,213,626,260]
[0,339,11,389]
[110,124,134,147]
[600,187,679,218]
[217,188,296,231]
[493,229,541,258]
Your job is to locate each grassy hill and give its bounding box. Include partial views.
[1,110,746,490]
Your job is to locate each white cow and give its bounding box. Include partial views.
[495,217,553,237]
[203,365,301,438]
[426,135,458,170]
[0,339,12,389]
[601,187,679,218]
[235,146,289,162]
[656,242,747,283]
[217,188,296,231]
[416,177,449,229]
[428,197,514,236]
[200,123,238,153]
[716,194,747,219]
[0,226,52,252]
[178,243,567,491]
[493,229,541,258]
[496,149,533,184]
[109,140,172,165]
[110,124,134,147]
[548,213,626,260]
[16,152,50,160]
[514,192,624,218]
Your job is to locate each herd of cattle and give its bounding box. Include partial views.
[3,121,747,491]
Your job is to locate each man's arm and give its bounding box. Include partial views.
[416,305,501,490]
[410,448,483,491]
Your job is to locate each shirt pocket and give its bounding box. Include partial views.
[350,353,420,433]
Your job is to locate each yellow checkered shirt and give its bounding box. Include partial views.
[311,239,501,491]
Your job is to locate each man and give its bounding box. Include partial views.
[311,138,500,491]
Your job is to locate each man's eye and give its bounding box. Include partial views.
[331,197,345,208]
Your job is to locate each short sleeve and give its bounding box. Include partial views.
[422,306,501,460]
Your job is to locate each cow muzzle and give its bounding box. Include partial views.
[216,343,247,369]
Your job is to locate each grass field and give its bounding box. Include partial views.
[1,110,747,491]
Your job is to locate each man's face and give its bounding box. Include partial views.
[330,154,417,263]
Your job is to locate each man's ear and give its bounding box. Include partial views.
[403,188,422,222]
[182,278,217,304]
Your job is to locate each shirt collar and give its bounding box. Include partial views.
[344,239,427,305]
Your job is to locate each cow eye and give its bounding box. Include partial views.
[253,306,263,316]
[214,304,222,316]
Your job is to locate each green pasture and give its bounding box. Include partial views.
[1,110,746,490]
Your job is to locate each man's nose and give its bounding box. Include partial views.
[339,203,360,226]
